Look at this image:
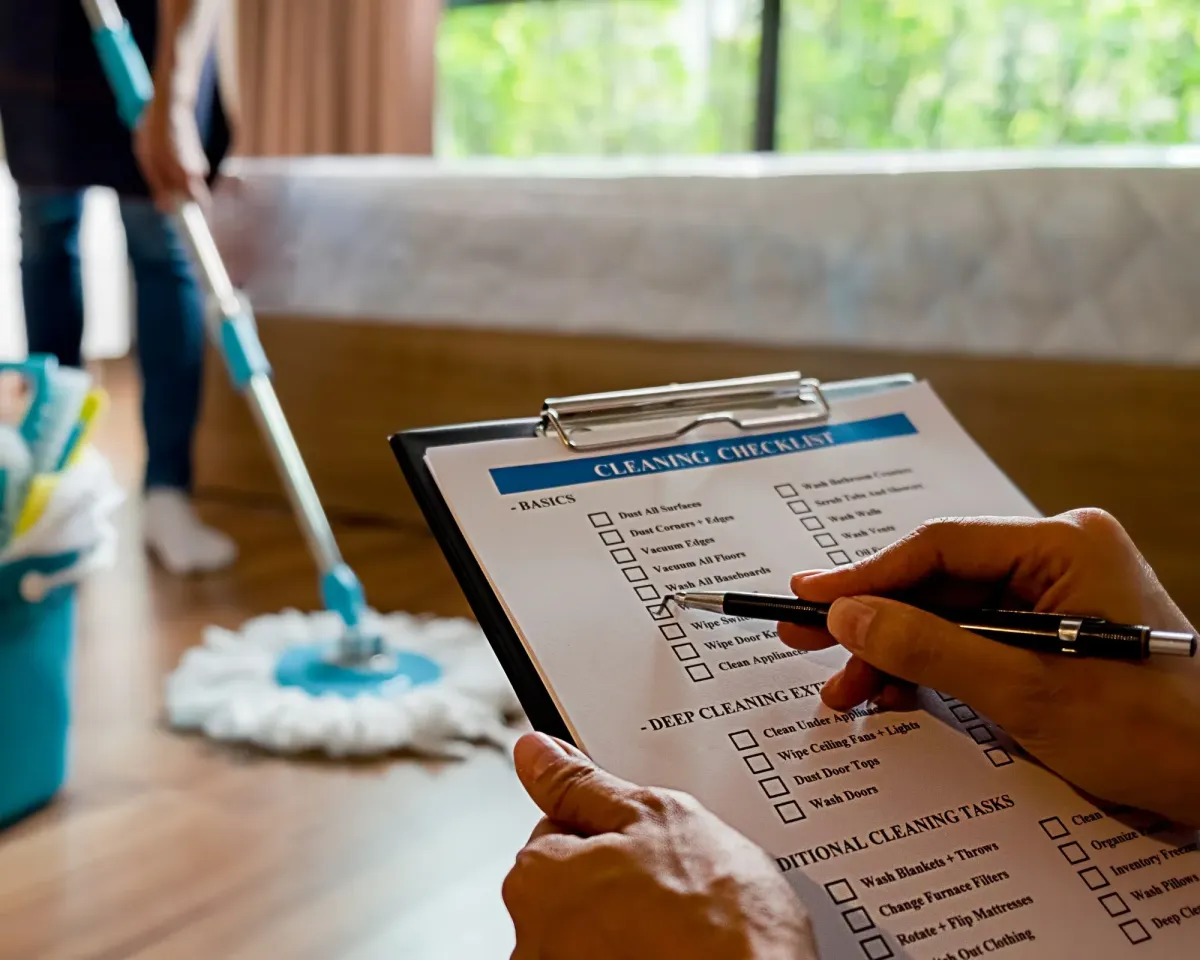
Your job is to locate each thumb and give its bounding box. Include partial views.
[513,732,643,836]
[827,596,1044,722]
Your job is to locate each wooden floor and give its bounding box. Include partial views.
[0,362,536,960]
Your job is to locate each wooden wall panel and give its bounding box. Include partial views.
[195,318,1200,619]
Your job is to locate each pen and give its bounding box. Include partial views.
[671,591,1197,661]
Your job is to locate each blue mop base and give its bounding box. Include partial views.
[275,643,443,698]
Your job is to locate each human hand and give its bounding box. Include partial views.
[134,93,210,210]
[504,732,816,960]
[780,509,1200,826]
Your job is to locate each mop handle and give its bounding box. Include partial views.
[82,0,372,642]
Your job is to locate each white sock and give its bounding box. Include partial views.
[143,489,238,575]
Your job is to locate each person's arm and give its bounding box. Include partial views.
[503,511,1200,960]
[783,509,1200,827]
[134,0,225,207]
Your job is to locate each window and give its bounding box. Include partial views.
[437,0,1200,156]
[778,0,1200,150]
[438,0,759,156]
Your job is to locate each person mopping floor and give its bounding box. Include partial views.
[29,0,524,759]
[0,0,235,574]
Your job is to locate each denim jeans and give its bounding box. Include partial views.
[18,187,205,491]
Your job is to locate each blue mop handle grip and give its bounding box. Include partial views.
[91,18,154,131]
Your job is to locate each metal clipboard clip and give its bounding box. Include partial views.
[538,372,916,452]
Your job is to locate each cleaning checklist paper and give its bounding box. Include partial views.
[426,382,1199,959]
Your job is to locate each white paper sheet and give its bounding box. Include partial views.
[426,382,1200,959]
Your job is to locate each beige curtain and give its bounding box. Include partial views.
[232,0,439,156]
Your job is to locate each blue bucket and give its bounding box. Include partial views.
[0,552,78,828]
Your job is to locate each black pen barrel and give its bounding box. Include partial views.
[918,609,1147,660]
[718,593,1149,661]
[721,593,830,628]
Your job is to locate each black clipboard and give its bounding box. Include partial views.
[392,417,575,741]
[390,372,916,746]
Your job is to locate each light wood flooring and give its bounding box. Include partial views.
[0,361,536,960]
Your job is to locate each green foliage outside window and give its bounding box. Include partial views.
[437,0,1200,157]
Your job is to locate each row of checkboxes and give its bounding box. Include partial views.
[935,690,1012,767]
[729,730,806,824]
[726,669,885,960]
[822,879,894,959]
[591,511,715,683]
[774,485,851,566]
[668,641,712,681]
[1038,818,1151,943]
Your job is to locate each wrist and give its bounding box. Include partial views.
[1141,688,1200,827]
[1162,737,1200,828]
[152,60,200,108]
[154,1,216,109]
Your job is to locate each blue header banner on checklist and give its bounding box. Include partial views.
[489,413,917,495]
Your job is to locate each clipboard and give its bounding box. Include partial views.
[390,371,916,742]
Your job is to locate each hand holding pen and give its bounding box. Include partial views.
[674,592,1195,661]
[741,511,1200,827]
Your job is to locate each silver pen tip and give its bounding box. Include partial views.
[1148,630,1198,657]
[671,592,726,615]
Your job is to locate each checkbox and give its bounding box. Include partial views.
[1099,892,1130,917]
[788,499,812,514]
[824,879,856,904]
[729,730,758,750]
[687,663,714,682]
[985,747,1014,767]
[588,512,613,528]
[859,936,894,960]
[1119,919,1151,945]
[842,906,874,934]
[827,550,852,565]
[635,584,660,601]
[672,643,700,662]
[599,529,625,546]
[758,776,789,799]
[1039,816,1070,840]
[623,566,649,583]
[1059,841,1089,865]
[743,752,773,774]
[775,484,798,498]
[776,799,807,824]
[814,532,837,548]
[647,603,673,621]
[801,515,824,531]
[1078,867,1109,891]
[967,724,996,744]
[659,623,686,641]
[610,547,636,564]
[951,703,979,723]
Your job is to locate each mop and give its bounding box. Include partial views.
[83,0,519,757]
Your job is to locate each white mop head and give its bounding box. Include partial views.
[165,610,523,758]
